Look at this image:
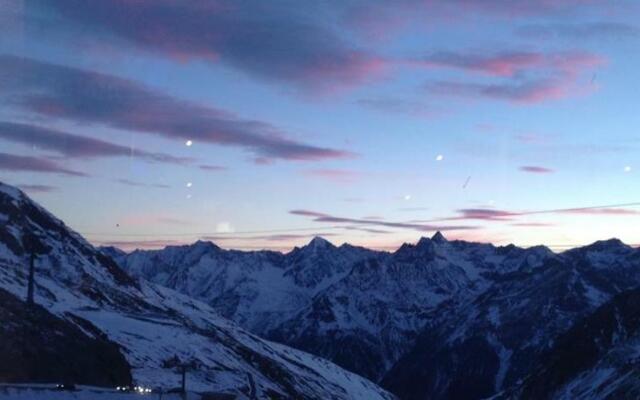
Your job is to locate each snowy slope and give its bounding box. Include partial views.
[0,384,200,399]
[383,239,640,400]
[115,231,555,382]
[494,287,640,400]
[270,236,555,381]
[119,236,381,334]
[0,182,395,400]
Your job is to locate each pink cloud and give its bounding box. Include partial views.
[416,51,544,77]
[303,168,361,183]
[517,22,639,40]
[357,98,438,118]
[511,222,555,227]
[560,208,640,216]
[0,56,354,163]
[411,209,519,222]
[199,164,228,172]
[428,77,575,104]
[115,179,170,189]
[424,51,605,104]
[519,166,555,174]
[289,209,478,232]
[0,121,191,165]
[38,1,387,94]
[425,202,640,224]
[422,0,605,18]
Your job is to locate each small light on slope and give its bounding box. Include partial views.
[186,182,193,188]
[436,154,444,161]
[185,140,193,147]
[404,194,412,201]
[624,166,632,173]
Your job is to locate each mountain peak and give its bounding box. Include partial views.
[193,239,221,251]
[431,231,447,243]
[582,238,629,252]
[307,236,334,250]
[415,231,447,248]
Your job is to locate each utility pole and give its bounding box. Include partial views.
[23,233,45,307]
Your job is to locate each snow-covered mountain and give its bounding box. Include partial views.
[270,236,557,381]
[0,182,395,400]
[118,236,381,334]
[383,239,640,400]
[113,218,640,399]
[494,286,640,400]
[113,229,557,381]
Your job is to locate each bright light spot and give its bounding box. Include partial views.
[186,182,193,188]
[185,140,193,147]
[216,222,233,233]
[404,194,411,201]
[624,166,632,173]
[186,194,192,199]
[435,154,444,161]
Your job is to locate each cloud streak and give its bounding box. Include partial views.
[199,164,228,172]
[303,168,361,183]
[344,0,616,42]
[417,51,546,77]
[420,202,640,223]
[0,121,191,164]
[203,232,339,243]
[0,152,86,176]
[517,22,639,40]
[96,239,185,251]
[115,179,170,189]
[559,208,640,216]
[424,51,605,103]
[34,1,385,93]
[0,55,354,163]
[289,209,477,232]
[519,166,555,174]
[357,98,436,118]
[16,184,58,193]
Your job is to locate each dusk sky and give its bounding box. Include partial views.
[1,0,639,251]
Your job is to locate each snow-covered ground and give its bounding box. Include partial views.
[0,182,395,400]
[0,384,203,399]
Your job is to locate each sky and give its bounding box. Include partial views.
[0,0,639,252]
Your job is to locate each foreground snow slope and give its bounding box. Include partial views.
[0,385,200,399]
[0,182,395,400]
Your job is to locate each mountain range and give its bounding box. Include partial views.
[108,218,640,399]
[2,179,640,399]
